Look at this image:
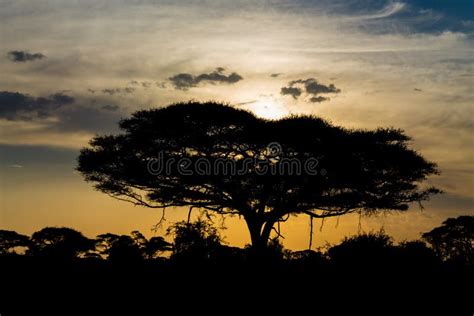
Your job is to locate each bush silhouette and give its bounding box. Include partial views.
[327,230,395,267]
[286,249,328,267]
[396,240,439,267]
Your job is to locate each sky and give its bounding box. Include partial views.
[0,0,473,249]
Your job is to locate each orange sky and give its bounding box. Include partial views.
[0,0,472,249]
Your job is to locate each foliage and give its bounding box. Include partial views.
[77,101,440,250]
[28,227,94,259]
[422,215,473,265]
[1,215,471,267]
[95,231,171,261]
[167,218,224,262]
[327,229,395,266]
[0,230,30,255]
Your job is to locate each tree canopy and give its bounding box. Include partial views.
[77,101,440,250]
[28,227,94,259]
[0,230,30,255]
[422,215,473,265]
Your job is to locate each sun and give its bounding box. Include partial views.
[249,99,289,120]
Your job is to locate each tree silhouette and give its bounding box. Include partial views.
[95,233,143,262]
[95,231,171,262]
[29,227,94,260]
[131,230,171,259]
[0,230,30,255]
[327,230,395,267]
[77,101,440,252]
[422,215,473,265]
[167,218,223,262]
[396,240,439,267]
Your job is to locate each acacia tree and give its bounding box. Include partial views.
[29,227,94,259]
[0,230,30,255]
[77,102,440,252]
[422,215,473,264]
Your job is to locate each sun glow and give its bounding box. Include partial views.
[249,99,289,120]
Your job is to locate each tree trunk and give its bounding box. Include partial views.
[245,216,276,254]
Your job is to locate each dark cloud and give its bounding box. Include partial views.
[280,78,340,103]
[414,88,423,92]
[0,91,74,120]
[236,100,258,106]
[128,80,152,88]
[270,73,282,78]
[102,87,135,95]
[292,78,341,94]
[101,104,120,111]
[7,50,45,62]
[168,73,195,90]
[169,68,243,90]
[309,96,329,103]
[53,104,122,134]
[0,90,123,134]
[280,86,302,99]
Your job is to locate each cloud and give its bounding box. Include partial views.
[309,96,329,103]
[7,50,45,62]
[280,86,302,99]
[0,91,74,120]
[156,81,167,88]
[128,80,152,88]
[280,78,341,102]
[362,2,406,20]
[236,100,258,106]
[270,73,282,78]
[0,91,124,136]
[102,87,135,95]
[52,103,123,133]
[291,78,341,94]
[168,73,195,90]
[169,67,243,90]
[101,104,120,111]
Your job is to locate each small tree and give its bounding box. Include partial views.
[0,230,30,255]
[422,215,473,265]
[29,227,94,259]
[96,233,143,262]
[131,230,171,259]
[167,219,223,262]
[78,101,440,252]
[96,231,171,261]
